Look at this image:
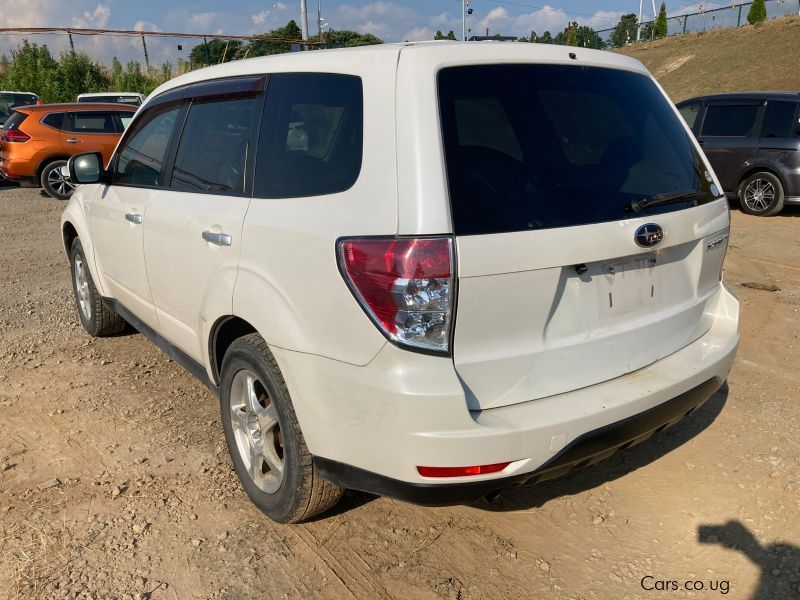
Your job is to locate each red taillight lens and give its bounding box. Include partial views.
[2,129,30,142]
[338,237,454,353]
[417,463,510,478]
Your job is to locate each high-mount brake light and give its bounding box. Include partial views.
[337,237,454,353]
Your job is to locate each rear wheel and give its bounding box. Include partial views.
[70,238,126,336]
[41,159,75,200]
[738,172,784,216]
[219,333,343,523]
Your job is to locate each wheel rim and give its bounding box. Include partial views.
[743,178,775,212]
[229,369,285,494]
[48,163,75,197]
[73,255,92,320]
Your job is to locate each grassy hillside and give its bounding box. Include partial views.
[616,15,800,102]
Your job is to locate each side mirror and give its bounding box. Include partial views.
[68,152,104,184]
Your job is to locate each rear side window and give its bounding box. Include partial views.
[254,73,363,198]
[118,112,135,130]
[678,102,701,130]
[113,105,181,187]
[67,111,117,134]
[42,113,65,130]
[761,101,798,138]
[701,104,759,137]
[171,95,258,194]
[2,111,27,130]
[438,64,717,235]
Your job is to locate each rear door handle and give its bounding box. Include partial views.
[202,231,232,246]
[125,213,143,224]
[65,138,82,144]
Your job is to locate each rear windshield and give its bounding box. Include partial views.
[0,93,37,124]
[438,65,718,235]
[2,111,27,130]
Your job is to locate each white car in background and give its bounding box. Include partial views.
[77,92,146,106]
[61,42,739,523]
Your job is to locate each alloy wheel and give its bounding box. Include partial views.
[743,178,775,213]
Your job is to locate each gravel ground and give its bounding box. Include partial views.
[0,185,798,600]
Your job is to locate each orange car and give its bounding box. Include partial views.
[0,103,136,199]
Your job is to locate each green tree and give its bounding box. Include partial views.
[747,0,767,25]
[3,41,59,101]
[575,25,605,49]
[325,30,383,47]
[248,20,303,56]
[51,52,109,102]
[565,22,578,46]
[446,30,457,40]
[189,38,243,66]
[539,30,553,44]
[434,30,445,40]
[654,2,669,38]
[610,13,638,47]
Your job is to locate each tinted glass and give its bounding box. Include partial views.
[438,65,717,235]
[42,113,64,130]
[171,96,257,194]
[79,95,142,105]
[761,101,798,138]
[113,105,180,187]
[701,104,759,137]
[678,102,701,129]
[119,113,134,130]
[68,111,117,133]
[254,73,362,198]
[0,93,37,124]
[1,111,27,130]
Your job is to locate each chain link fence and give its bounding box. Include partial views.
[0,28,318,102]
[596,0,800,48]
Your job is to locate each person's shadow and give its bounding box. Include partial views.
[698,520,800,599]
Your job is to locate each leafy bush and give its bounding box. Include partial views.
[747,0,767,25]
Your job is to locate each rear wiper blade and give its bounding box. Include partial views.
[628,189,700,213]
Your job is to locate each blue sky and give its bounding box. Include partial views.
[1,1,714,40]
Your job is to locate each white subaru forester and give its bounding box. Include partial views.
[61,42,739,523]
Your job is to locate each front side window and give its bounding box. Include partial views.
[678,102,701,130]
[701,104,759,137]
[761,101,799,138]
[170,95,258,194]
[438,64,718,235]
[67,111,117,134]
[113,104,181,187]
[254,73,363,198]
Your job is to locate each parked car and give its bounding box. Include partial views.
[61,43,739,523]
[0,103,135,199]
[77,92,146,106]
[0,91,39,126]
[677,92,800,216]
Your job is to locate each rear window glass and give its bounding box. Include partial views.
[79,95,141,105]
[438,64,717,235]
[761,101,798,138]
[0,93,37,124]
[678,102,701,129]
[254,73,363,199]
[701,104,759,137]
[42,113,64,130]
[2,111,27,130]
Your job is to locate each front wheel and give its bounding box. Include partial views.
[41,160,75,200]
[738,172,784,216]
[219,334,343,523]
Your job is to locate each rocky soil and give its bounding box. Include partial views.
[1,186,798,599]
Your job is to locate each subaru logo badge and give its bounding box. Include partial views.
[634,223,664,248]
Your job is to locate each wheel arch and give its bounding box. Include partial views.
[36,154,72,180]
[209,316,258,385]
[62,220,79,255]
[737,165,787,196]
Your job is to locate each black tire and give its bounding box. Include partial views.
[219,333,343,523]
[738,171,784,216]
[69,238,126,336]
[40,159,76,200]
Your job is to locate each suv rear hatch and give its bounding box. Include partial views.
[438,64,729,410]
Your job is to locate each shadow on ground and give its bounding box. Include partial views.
[698,520,800,600]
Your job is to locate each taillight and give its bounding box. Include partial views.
[417,463,510,477]
[337,237,454,353]
[1,129,30,142]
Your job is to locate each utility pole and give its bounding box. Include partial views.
[461,0,466,41]
[317,0,322,40]
[299,0,309,43]
[637,0,643,41]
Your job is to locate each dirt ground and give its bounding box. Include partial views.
[0,185,798,600]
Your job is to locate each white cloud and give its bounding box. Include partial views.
[474,5,622,38]
[71,3,111,28]
[402,26,435,41]
[134,20,160,32]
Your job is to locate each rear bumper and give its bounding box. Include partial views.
[274,284,739,499]
[315,376,723,505]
